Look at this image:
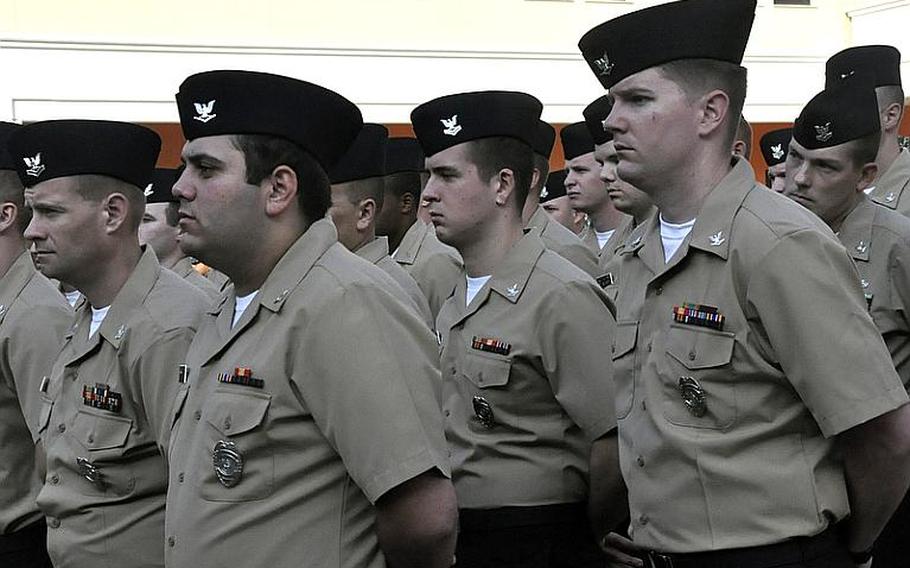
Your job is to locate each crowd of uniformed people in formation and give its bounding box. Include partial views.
[2,0,910,567]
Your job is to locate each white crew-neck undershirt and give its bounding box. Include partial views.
[465,275,492,306]
[233,291,259,327]
[659,215,696,263]
[89,306,110,338]
[595,229,616,250]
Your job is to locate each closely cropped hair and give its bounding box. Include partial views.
[73,174,145,230]
[532,154,550,194]
[0,170,29,233]
[337,177,385,210]
[877,85,906,122]
[231,134,331,224]
[657,59,748,148]
[848,131,882,168]
[736,115,753,158]
[466,137,535,210]
[384,171,422,200]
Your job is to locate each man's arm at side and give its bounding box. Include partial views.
[838,403,910,554]
[588,432,628,540]
[376,469,458,568]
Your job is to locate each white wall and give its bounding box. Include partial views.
[0,0,892,125]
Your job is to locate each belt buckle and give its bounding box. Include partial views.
[646,551,675,568]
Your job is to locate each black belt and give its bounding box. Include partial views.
[0,521,47,554]
[642,527,842,568]
[459,502,587,531]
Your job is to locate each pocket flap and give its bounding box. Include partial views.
[612,321,638,360]
[666,324,735,369]
[462,353,511,388]
[72,410,133,450]
[205,390,271,436]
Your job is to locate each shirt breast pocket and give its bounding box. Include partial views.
[611,321,638,420]
[70,409,135,496]
[461,353,513,432]
[37,395,54,439]
[200,389,273,502]
[661,324,737,430]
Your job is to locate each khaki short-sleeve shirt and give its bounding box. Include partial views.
[438,232,617,509]
[355,236,434,326]
[394,220,463,321]
[0,252,71,534]
[869,149,910,217]
[36,247,207,568]
[838,197,910,388]
[170,256,220,301]
[611,159,908,553]
[526,206,601,278]
[165,219,450,568]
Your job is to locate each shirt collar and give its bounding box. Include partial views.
[0,251,40,325]
[97,246,161,348]
[837,197,876,262]
[487,231,545,304]
[394,220,431,265]
[354,236,390,265]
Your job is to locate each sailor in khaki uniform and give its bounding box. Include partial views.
[826,46,910,218]
[328,123,433,325]
[538,170,588,235]
[583,95,655,275]
[784,76,910,568]
[413,90,623,567]
[166,70,456,568]
[562,122,630,262]
[139,167,219,299]
[394,216,463,321]
[377,137,424,253]
[0,122,70,568]
[10,120,208,568]
[579,2,910,567]
[522,121,601,278]
[760,127,792,193]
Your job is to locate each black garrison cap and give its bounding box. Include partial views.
[531,121,556,158]
[794,75,880,150]
[329,124,389,184]
[8,120,161,189]
[0,122,22,171]
[411,91,543,158]
[385,137,424,175]
[144,168,181,203]
[583,95,614,146]
[826,45,902,89]
[759,128,792,166]
[579,0,756,89]
[540,169,567,204]
[560,122,595,161]
[176,70,363,170]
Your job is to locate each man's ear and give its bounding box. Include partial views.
[699,89,732,141]
[494,168,516,207]
[401,192,415,215]
[530,167,542,193]
[102,193,131,234]
[264,165,299,217]
[882,101,904,132]
[356,198,377,231]
[857,162,879,193]
[0,202,18,234]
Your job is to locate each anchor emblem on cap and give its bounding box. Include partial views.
[441,115,462,137]
[771,144,784,160]
[23,153,45,178]
[472,396,496,428]
[593,52,614,77]
[540,186,549,199]
[814,122,833,143]
[213,440,244,488]
[144,184,154,197]
[193,100,217,123]
[678,376,707,418]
